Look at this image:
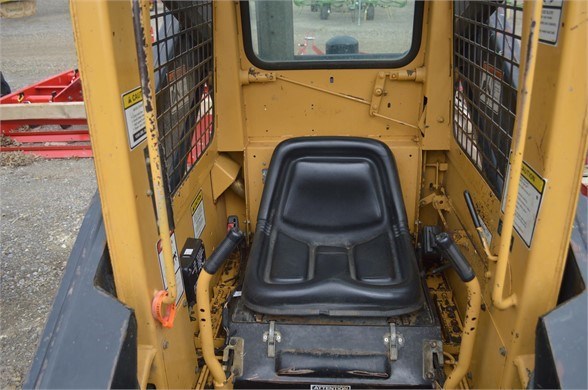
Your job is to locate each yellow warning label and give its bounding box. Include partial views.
[521,162,545,193]
[122,87,143,109]
[191,190,206,238]
[191,190,203,214]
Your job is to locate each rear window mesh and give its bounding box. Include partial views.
[151,0,213,194]
[453,0,522,196]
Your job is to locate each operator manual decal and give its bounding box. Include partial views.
[122,86,147,150]
[191,190,206,238]
[540,0,563,45]
[156,231,185,305]
[501,161,546,247]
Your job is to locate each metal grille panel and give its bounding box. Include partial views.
[453,0,522,196]
[151,0,213,194]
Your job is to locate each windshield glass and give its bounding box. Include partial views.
[245,0,419,67]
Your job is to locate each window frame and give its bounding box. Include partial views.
[240,0,425,70]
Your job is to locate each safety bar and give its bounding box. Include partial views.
[132,0,177,306]
[493,0,543,310]
[435,233,481,390]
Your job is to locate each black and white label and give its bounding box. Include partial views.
[122,87,147,150]
[156,232,185,305]
[191,190,206,238]
[479,63,503,115]
[501,161,547,247]
[540,0,563,45]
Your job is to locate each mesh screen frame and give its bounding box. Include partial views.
[453,0,522,197]
[151,0,214,194]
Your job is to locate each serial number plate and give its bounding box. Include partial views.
[310,386,351,390]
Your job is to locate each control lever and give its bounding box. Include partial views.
[435,232,475,282]
[463,191,497,261]
[203,228,244,274]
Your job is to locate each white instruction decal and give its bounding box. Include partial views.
[501,161,546,247]
[191,190,206,238]
[122,87,147,150]
[156,231,184,305]
[540,0,563,45]
[479,62,503,115]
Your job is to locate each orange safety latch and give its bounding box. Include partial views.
[151,290,176,328]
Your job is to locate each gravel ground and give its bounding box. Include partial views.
[0,0,77,90]
[0,2,95,389]
[0,160,96,389]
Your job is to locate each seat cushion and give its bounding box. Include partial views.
[242,137,424,316]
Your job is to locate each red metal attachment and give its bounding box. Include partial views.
[0,69,91,158]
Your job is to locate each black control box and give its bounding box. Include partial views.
[180,238,206,308]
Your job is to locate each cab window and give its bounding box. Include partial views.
[242,0,423,69]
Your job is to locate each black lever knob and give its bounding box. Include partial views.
[203,228,244,274]
[435,232,475,282]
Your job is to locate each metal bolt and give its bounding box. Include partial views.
[436,116,445,123]
[426,372,435,380]
[374,88,383,96]
[430,341,437,348]
[262,334,268,342]
[384,337,390,343]
[398,337,404,345]
[275,334,281,342]
[162,340,169,350]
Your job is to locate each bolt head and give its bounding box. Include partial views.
[384,337,389,343]
[276,335,281,342]
[430,341,437,348]
[426,372,434,380]
[262,334,268,342]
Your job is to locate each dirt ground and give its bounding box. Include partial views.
[0,2,96,389]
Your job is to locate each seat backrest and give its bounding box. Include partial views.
[243,137,424,316]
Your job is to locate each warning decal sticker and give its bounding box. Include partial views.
[479,62,504,115]
[122,87,147,150]
[156,232,185,305]
[191,190,206,238]
[501,161,546,247]
[540,0,563,46]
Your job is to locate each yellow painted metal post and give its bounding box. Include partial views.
[444,278,482,389]
[492,0,543,310]
[131,0,177,305]
[197,270,232,388]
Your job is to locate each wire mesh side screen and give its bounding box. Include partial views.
[453,0,522,197]
[151,0,213,194]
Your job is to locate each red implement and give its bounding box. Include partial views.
[0,69,91,158]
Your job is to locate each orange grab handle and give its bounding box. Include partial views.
[151,290,176,328]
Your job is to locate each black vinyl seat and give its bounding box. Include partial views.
[242,137,424,316]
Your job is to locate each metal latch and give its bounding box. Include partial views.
[384,323,404,361]
[222,337,244,378]
[262,321,281,358]
[423,339,444,381]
